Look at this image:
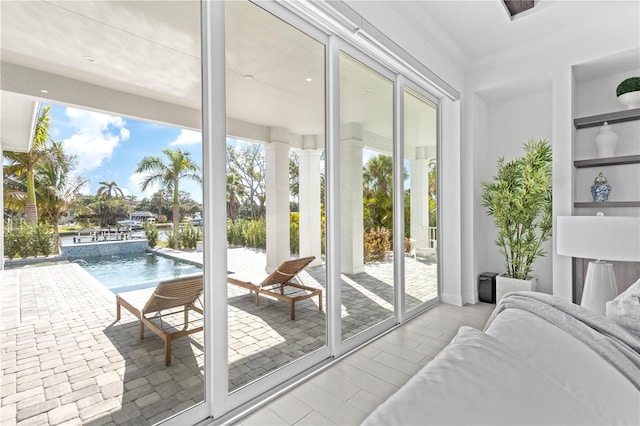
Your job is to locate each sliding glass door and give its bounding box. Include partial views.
[338,51,396,341]
[198,0,442,420]
[224,0,328,392]
[403,86,439,313]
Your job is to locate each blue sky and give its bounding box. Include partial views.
[46,103,203,203]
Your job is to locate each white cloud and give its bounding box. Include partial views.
[169,129,201,146]
[126,172,159,200]
[62,108,129,174]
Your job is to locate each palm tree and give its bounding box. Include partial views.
[37,142,88,233]
[97,181,124,199]
[136,148,201,237]
[3,105,53,223]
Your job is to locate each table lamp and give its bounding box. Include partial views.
[557,215,640,315]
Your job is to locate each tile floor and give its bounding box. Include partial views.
[235,301,495,426]
[1,249,489,425]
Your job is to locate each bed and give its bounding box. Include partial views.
[363,288,640,426]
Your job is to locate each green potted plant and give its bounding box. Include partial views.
[482,138,552,302]
[616,77,640,109]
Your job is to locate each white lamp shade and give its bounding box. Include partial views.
[557,216,640,261]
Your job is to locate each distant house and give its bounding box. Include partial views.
[130,211,156,222]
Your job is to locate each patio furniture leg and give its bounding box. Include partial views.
[116,302,121,321]
[318,293,323,311]
[290,301,295,320]
[254,291,259,306]
[183,306,189,330]
[140,317,145,340]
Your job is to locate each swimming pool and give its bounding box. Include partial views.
[77,252,202,294]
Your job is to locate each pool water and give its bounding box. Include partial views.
[78,252,202,294]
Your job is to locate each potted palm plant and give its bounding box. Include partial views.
[482,138,552,302]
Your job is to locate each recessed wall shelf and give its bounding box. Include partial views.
[574,201,640,208]
[573,108,640,129]
[574,155,640,168]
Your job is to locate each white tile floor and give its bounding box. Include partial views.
[236,302,495,426]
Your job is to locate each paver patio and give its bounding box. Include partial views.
[0,248,437,425]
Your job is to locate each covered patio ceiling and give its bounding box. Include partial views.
[1,0,436,157]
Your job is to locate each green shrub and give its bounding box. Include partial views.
[244,217,266,248]
[3,223,55,259]
[144,223,159,248]
[227,219,246,247]
[4,226,20,259]
[167,233,180,249]
[34,225,55,256]
[290,212,300,254]
[179,223,202,250]
[363,227,391,263]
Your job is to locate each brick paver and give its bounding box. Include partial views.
[1,247,437,424]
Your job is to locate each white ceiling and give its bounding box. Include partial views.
[1,0,638,153]
[386,0,640,70]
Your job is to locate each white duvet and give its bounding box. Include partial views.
[363,308,640,425]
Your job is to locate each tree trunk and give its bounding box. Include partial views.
[25,203,38,224]
[25,170,38,223]
[172,204,180,238]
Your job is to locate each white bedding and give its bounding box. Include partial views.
[364,306,640,426]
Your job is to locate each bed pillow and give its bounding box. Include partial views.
[606,278,640,339]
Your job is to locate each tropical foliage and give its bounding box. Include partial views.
[144,222,159,248]
[482,138,552,280]
[36,142,88,233]
[97,181,124,199]
[4,223,56,259]
[136,148,202,238]
[4,106,54,223]
[363,227,391,263]
[226,143,265,219]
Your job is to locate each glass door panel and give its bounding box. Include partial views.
[403,87,439,312]
[339,52,395,340]
[1,1,206,424]
[224,0,326,392]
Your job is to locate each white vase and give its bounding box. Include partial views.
[594,121,618,158]
[495,274,537,303]
[618,91,640,109]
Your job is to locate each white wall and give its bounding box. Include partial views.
[465,22,639,303]
[478,88,553,294]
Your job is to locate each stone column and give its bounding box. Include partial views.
[298,135,323,267]
[340,124,364,274]
[265,129,291,272]
[410,146,430,253]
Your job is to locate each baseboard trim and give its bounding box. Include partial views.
[441,292,463,306]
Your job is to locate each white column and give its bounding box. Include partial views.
[298,136,323,267]
[340,127,364,274]
[265,132,291,272]
[410,146,430,253]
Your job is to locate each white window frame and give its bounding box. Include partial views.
[167,1,450,423]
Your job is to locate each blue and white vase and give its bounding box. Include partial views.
[590,172,611,202]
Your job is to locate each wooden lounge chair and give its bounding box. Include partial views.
[227,256,322,320]
[116,274,203,366]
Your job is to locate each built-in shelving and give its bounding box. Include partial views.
[574,201,640,208]
[574,155,640,168]
[573,107,640,129]
[573,107,640,208]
